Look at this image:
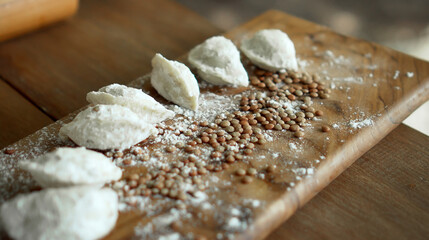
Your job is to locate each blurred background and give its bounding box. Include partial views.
[177,0,429,135]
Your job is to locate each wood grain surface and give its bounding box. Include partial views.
[0,79,53,148]
[0,8,428,240]
[267,124,429,240]
[0,0,220,120]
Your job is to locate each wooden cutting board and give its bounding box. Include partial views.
[0,10,428,240]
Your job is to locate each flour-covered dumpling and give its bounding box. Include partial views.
[1,186,118,240]
[86,84,174,124]
[60,104,157,150]
[188,36,248,87]
[19,147,122,188]
[240,29,298,71]
[151,53,199,110]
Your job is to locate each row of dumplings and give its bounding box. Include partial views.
[1,83,176,238]
[152,28,298,111]
[1,147,123,239]
[0,29,298,240]
[59,29,298,151]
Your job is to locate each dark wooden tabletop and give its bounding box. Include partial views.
[0,0,427,239]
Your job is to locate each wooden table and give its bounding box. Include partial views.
[0,0,427,239]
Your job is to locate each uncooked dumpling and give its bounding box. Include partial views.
[151,53,199,110]
[86,83,174,124]
[60,104,157,150]
[19,147,122,188]
[1,186,118,240]
[188,36,248,87]
[240,29,298,71]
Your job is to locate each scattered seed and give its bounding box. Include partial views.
[211,151,222,159]
[188,155,197,162]
[242,176,253,184]
[236,169,246,176]
[176,202,187,209]
[132,148,143,155]
[289,124,299,132]
[200,136,209,143]
[221,163,229,169]
[128,180,138,188]
[294,131,305,138]
[305,112,314,118]
[123,159,132,165]
[225,126,235,133]
[165,146,176,153]
[296,117,305,123]
[310,92,318,98]
[244,149,253,155]
[306,107,315,113]
[128,173,139,181]
[296,112,305,118]
[194,148,201,156]
[241,106,250,111]
[220,120,231,128]
[114,67,331,201]
[189,170,198,177]
[249,119,258,125]
[322,125,331,132]
[246,143,255,149]
[214,166,223,172]
[267,165,276,173]
[198,167,207,175]
[320,93,329,99]
[142,189,152,196]
[165,179,174,188]
[4,149,16,155]
[177,192,187,201]
[287,95,296,101]
[315,110,324,116]
[226,155,235,163]
[258,138,267,145]
[184,146,195,153]
[247,168,257,176]
[160,188,169,195]
[206,164,214,171]
[295,90,303,96]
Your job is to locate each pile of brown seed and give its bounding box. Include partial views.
[114,67,330,202]
[244,68,329,138]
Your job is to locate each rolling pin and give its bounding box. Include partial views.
[0,0,79,42]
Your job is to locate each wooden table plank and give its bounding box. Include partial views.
[0,0,221,120]
[267,124,429,240]
[0,79,53,149]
